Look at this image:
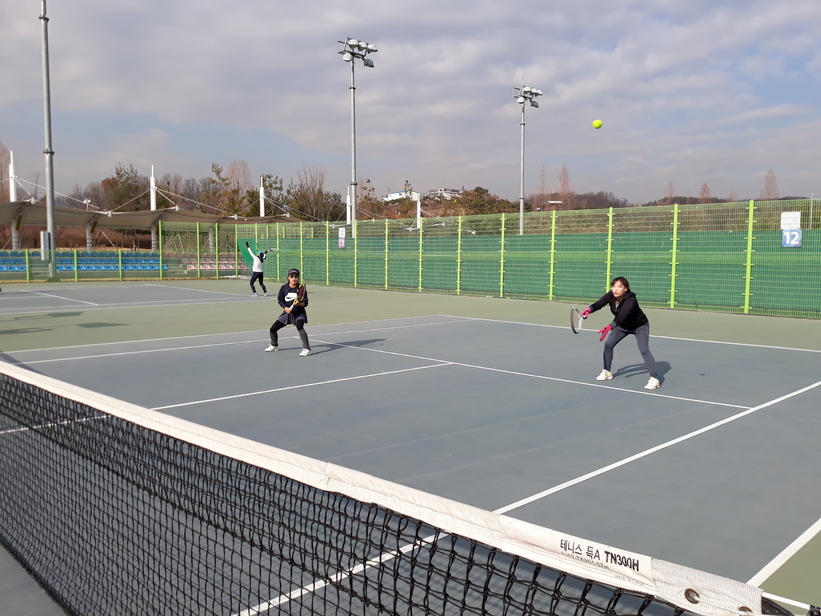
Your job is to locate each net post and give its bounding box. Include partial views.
[499,213,506,298]
[548,209,556,301]
[605,207,614,288]
[456,216,463,295]
[669,203,679,308]
[743,199,756,314]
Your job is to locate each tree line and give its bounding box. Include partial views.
[0,139,798,223]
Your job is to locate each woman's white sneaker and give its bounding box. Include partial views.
[645,377,660,390]
[596,370,613,381]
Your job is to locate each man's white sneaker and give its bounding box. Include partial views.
[596,370,613,381]
[265,345,278,352]
[263,292,268,296]
[252,293,257,296]
[645,377,660,390]
[299,348,311,357]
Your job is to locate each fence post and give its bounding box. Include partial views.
[499,213,506,298]
[354,220,359,288]
[548,210,556,300]
[325,221,330,286]
[669,203,679,308]
[418,217,424,292]
[605,207,614,288]
[158,220,163,281]
[384,218,389,290]
[196,222,201,278]
[298,222,304,276]
[215,222,220,280]
[456,216,463,295]
[743,199,756,314]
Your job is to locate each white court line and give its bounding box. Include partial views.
[444,315,821,354]
[6,315,460,356]
[20,290,99,306]
[144,283,245,296]
[150,363,451,411]
[16,339,263,365]
[311,337,750,410]
[747,515,821,587]
[494,381,821,515]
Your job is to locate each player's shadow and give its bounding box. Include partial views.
[612,361,671,383]
[307,338,386,356]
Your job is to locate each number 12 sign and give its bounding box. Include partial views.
[782,229,802,247]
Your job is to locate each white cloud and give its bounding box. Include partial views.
[2,0,820,205]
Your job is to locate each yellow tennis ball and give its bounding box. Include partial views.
[592,119,603,129]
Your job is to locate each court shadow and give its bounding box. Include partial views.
[14,311,85,320]
[308,338,386,356]
[612,361,671,382]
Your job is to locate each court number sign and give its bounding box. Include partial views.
[780,211,802,248]
[782,229,802,247]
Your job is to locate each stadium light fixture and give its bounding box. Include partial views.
[338,37,378,228]
[513,85,542,235]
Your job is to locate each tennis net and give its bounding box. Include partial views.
[0,361,794,616]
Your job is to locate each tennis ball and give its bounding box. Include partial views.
[592,119,603,129]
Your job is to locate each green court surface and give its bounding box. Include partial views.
[1,279,820,614]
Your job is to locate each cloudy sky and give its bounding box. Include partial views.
[2,0,820,206]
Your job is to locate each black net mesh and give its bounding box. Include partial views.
[0,371,734,616]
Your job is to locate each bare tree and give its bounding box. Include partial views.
[664,181,675,205]
[698,183,712,203]
[286,165,344,221]
[759,170,779,200]
[727,188,738,203]
[556,164,578,209]
[227,160,253,194]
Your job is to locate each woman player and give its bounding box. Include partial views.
[581,276,660,390]
[265,268,312,357]
[245,242,270,296]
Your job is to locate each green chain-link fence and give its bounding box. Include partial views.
[4,200,818,318]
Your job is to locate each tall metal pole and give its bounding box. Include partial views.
[349,60,358,228]
[40,0,58,280]
[519,101,526,236]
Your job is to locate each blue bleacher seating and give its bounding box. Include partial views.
[0,266,7,272]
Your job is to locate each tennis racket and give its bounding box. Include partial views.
[570,307,584,334]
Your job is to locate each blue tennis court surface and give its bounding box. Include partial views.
[7,309,820,602]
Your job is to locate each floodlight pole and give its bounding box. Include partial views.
[349,59,357,226]
[514,86,542,235]
[338,37,377,232]
[40,0,58,280]
[519,101,526,236]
